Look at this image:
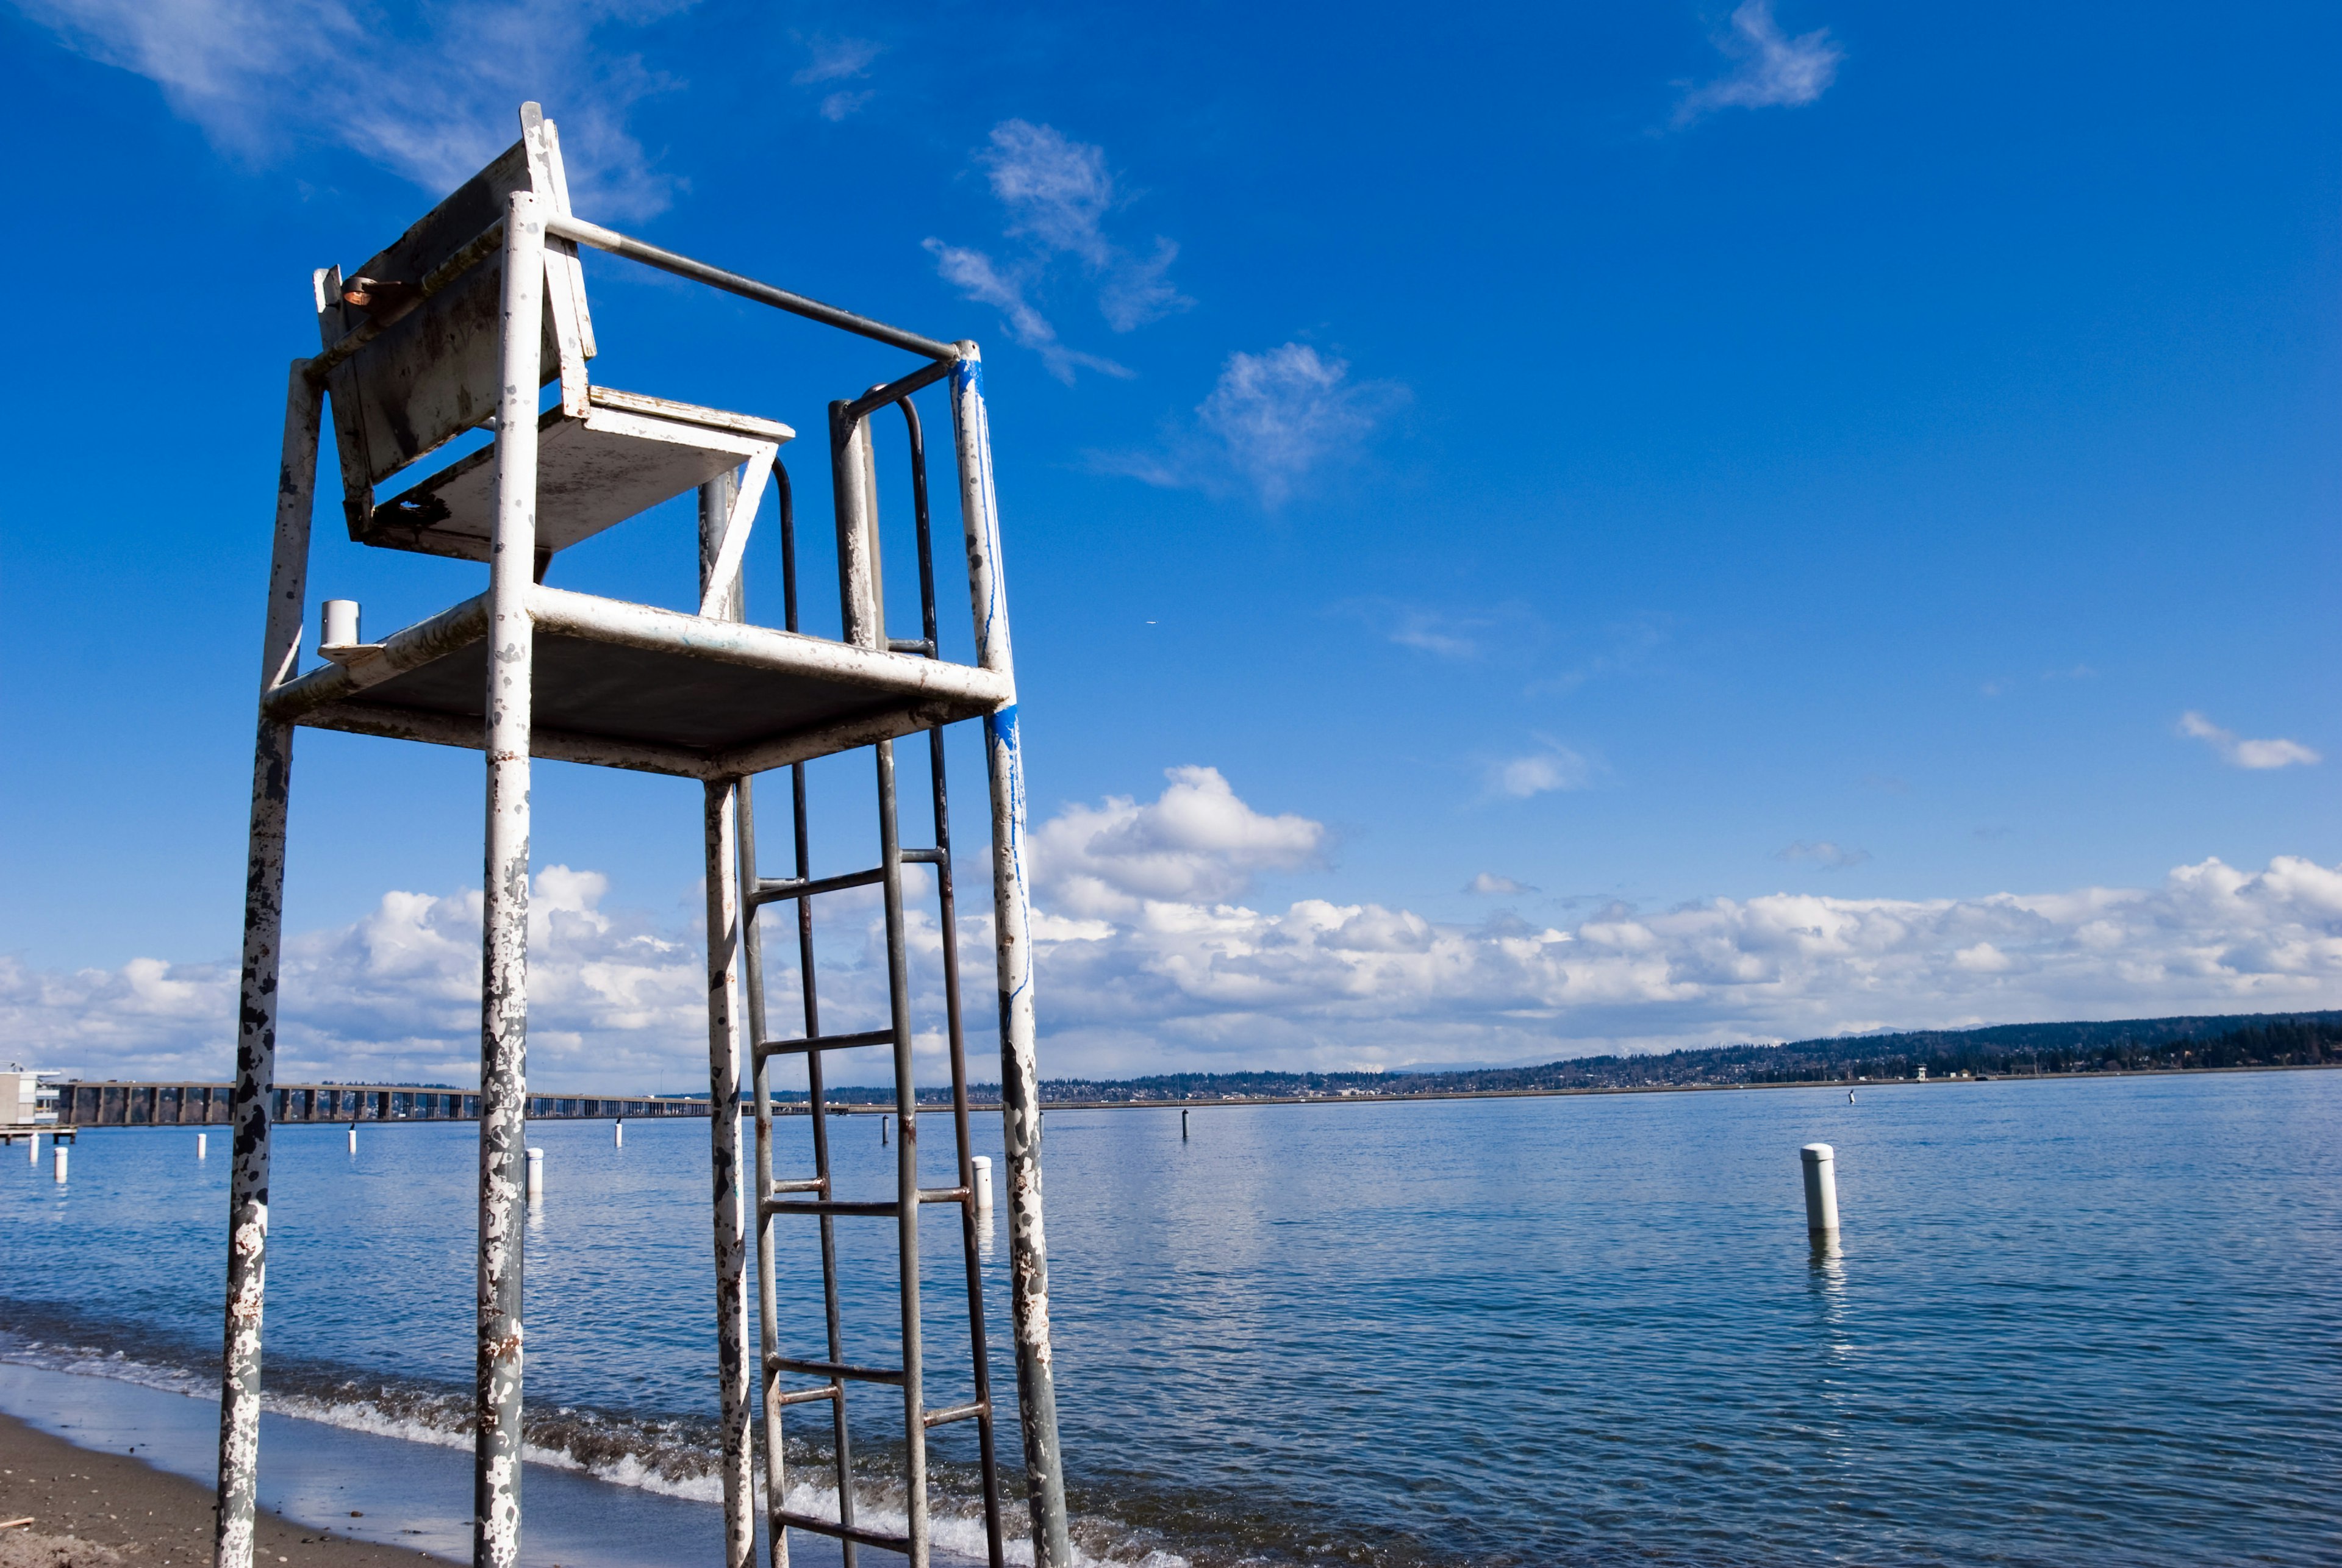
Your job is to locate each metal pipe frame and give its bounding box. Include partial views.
[474,186,545,1568]
[701,471,757,1568]
[950,348,1072,1568]
[214,359,320,1568]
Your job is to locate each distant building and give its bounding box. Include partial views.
[0,1069,66,1126]
[1915,1065,1928,1081]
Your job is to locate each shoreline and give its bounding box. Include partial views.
[0,1404,439,1567]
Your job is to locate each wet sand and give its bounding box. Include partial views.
[0,1411,442,1566]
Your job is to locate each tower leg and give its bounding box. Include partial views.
[215,360,320,1568]
[475,188,545,1568]
[948,349,1072,1568]
[700,472,757,1568]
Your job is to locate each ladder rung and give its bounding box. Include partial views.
[750,851,947,907]
[886,637,936,656]
[919,1185,970,1204]
[922,1400,989,1429]
[765,1176,827,1195]
[756,1028,892,1060]
[768,1508,911,1554]
[764,1198,899,1217]
[767,1354,904,1386]
[768,1383,842,1407]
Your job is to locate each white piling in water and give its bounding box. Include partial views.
[198,1133,207,1159]
[1801,1143,1839,1236]
[614,1119,624,1148]
[972,1155,993,1211]
[527,1147,545,1198]
[348,1124,357,1154]
[52,1144,67,1183]
[27,1132,38,1164]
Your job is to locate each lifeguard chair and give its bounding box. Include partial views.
[216,103,1069,1568]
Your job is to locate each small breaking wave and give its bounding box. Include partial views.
[0,1330,1189,1568]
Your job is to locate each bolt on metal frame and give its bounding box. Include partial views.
[217,104,1070,1568]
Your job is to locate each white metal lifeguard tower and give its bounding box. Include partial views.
[216,104,1069,1568]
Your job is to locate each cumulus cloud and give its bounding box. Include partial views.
[1777,840,1871,870]
[2178,711,2321,770]
[1030,765,1327,921]
[18,779,2342,1085]
[1094,344,1406,507]
[1466,873,1539,897]
[16,0,689,217]
[927,120,1189,378]
[1674,1,1843,126]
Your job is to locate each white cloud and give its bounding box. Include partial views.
[1778,839,1871,870]
[1095,344,1406,507]
[792,35,881,85]
[978,121,1191,330]
[921,241,1133,385]
[928,120,1191,378]
[1489,742,1593,799]
[818,90,874,122]
[16,0,689,218]
[1031,765,1327,921]
[20,779,2342,1086]
[1466,873,1539,897]
[1675,1,1843,126]
[2178,711,2321,770]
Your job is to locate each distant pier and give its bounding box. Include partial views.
[54,1081,711,1128]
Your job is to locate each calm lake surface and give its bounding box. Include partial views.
[1,1071,2336,1567]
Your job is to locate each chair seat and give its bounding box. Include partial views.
[357,387,793,562]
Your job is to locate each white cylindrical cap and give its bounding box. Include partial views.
[972,1154,994,1210]
[527,1147,545,1195]
[1801,1142,1839,1233]
[321,600,361,648]
[52,1145,66,1182]
[198,1133,207,1159]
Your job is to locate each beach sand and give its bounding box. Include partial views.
[0,1412,442,1567]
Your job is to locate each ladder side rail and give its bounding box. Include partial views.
[779,467,861,1568]
[850,400,931,1568]
[700,473,757,1568]
[874,737,929,1568]
[948,346,1074,1568]
[476,188,546,1568]
[900,393,1008,1568]
[215,359,321,1568]
[740,567,787,1568]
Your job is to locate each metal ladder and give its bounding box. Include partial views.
[737,396,1006,1568]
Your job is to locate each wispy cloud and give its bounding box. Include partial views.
[1094,343,1406,506]
[1777,840,1871,870]
[1466,873,1539,897]
[792,35,881,85]
[24,776,2342,1081]
[1489,740,1595,799]
[922,240,1133,384]
[15,0,689,218]
[2178,711,2321,770]
[1674,1,1843,127]
[927,120,1191,378]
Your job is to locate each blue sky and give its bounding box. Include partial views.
[2,0,2337,1088]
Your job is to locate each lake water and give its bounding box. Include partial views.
[1,1071,2336,1568]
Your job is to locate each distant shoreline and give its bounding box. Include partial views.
[813,1058,2340,1115]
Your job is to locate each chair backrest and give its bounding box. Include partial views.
[316,103,596,535]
